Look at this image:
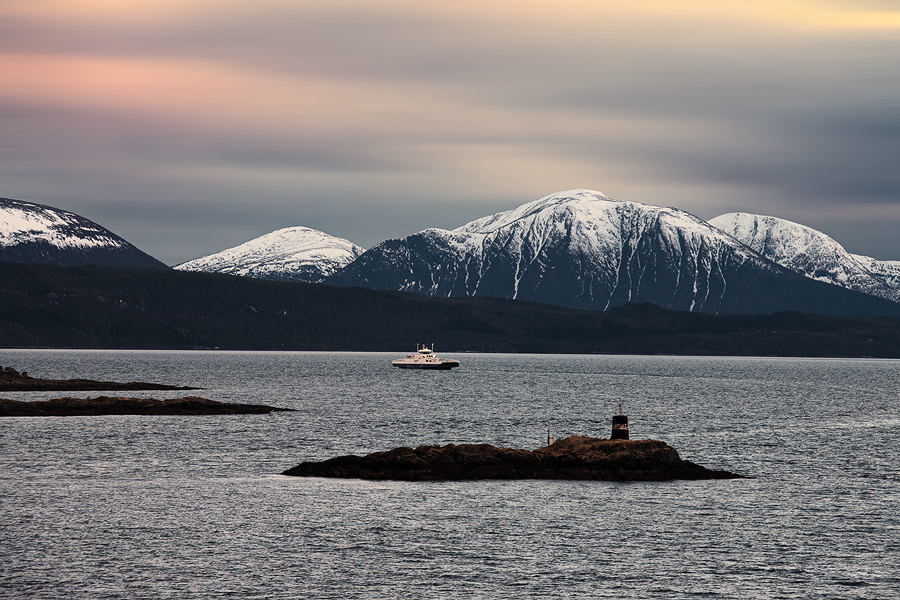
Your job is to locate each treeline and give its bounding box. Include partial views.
[2,262,900,357]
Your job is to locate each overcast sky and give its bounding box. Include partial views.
[2,0,899,265]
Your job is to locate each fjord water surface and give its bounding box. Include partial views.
[1,350,898,599]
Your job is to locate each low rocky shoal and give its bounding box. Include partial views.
[0,396,294,416]
[282,435,745,481]
[0,374,201,393]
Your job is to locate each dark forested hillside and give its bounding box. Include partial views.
[2,262,900,356]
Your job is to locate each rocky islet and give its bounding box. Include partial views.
[282,435,745,481]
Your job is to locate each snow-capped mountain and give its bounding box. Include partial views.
[175,226,364,283]
[0,197,166,268]
[327,189,897,315]
[709,213,900,303]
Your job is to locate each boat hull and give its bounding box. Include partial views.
[392,361,459,370]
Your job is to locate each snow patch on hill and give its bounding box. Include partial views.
[1,199,129,250]
[175,226,364,283]
[0,197,165,268]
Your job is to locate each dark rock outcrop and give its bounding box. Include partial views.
[0,396,294,416]
[281,435,745,481]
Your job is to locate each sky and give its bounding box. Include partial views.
[2,0,899,265]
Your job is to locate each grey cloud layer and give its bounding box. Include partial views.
[3,4,899,263]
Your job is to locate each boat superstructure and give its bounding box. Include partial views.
[392,345,460,370]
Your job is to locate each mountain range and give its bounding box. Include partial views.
[3,191,900,318]
[325,190,900,315]
[327,190,786,313]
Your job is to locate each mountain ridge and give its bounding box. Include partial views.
[4,192,900,318]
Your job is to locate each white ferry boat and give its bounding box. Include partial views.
[392,345,460,370]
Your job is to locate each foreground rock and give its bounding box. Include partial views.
[282,435,745,481]
[0,396,294,416]
[0,367,201,392]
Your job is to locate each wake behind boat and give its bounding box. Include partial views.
[392,345,460,370]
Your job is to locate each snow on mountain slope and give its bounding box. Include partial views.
[174,226,364,283]
[0,197,166,268]
[850,254,900,290]
[709,213,900,303]
[328,189,809,313]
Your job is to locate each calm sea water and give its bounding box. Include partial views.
[1,350,898,599]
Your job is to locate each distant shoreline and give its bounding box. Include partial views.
[2,263,900,357]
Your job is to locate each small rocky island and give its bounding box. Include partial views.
[0,396,294,417]
[282,435,745,481]
[0,365,201,392]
